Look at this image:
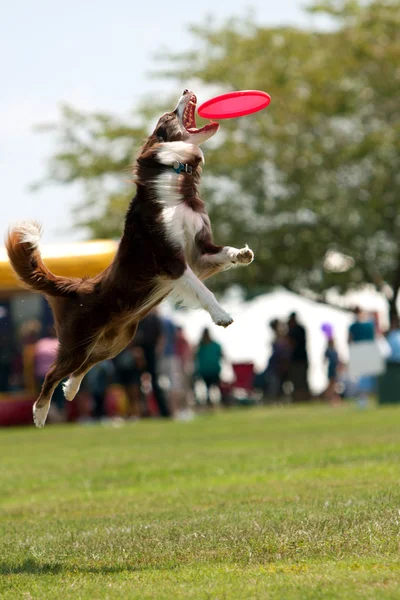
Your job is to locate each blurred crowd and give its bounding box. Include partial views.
[259,306,400,407]
[1,304,400,423]
[0,309,228,423]
[255,312,310,403]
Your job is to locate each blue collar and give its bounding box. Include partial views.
[172,161,193,175]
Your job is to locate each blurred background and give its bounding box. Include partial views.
[1,0,399,424]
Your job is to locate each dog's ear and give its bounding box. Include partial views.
[140,134,161,156]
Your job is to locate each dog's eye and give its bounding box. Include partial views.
[156,127,166,142]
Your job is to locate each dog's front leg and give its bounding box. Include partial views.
[204,245,254,270]
[173,266,233,327]
[193,244,254,281]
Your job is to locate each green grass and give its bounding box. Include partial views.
[1,404,400,599]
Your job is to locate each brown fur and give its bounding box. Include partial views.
[6,90,253,426]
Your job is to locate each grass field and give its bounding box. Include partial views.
[1,404,400,599]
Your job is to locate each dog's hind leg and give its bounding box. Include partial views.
[63,324,139,402]
[33,353,88,428]
[33,368,66,428]
[63,372,86,402]
[62,360,99,402]
[63,359,104,403]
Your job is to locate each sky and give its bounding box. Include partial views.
[1,0,328,243]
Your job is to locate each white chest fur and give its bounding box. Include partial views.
[155,172,204,259]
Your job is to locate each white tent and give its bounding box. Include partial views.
[165,289,354,394]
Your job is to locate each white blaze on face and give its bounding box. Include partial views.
[174,93,189,119]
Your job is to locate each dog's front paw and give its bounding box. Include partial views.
[216,315,234,328]
[211,307,234,328]
[236,245,254,265]
[227,245,254,266]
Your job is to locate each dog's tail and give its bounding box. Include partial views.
[6,221,78,297]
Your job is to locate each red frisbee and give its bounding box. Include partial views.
[197,90,271,120]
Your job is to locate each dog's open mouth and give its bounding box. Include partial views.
[182,94,218,135]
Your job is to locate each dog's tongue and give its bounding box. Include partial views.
[187,122,219,134]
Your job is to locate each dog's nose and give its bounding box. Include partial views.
[183,89,190,95]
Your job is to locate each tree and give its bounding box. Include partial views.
[36,1,400,313]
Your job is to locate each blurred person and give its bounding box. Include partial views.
[348,307,376,408]
[335,360,359,400]
[0,332,12,392]
[263,319,290,401]
[34,325,65,423]
[174,326,195,419]
[372,311,391,362]
[114,342,145,419]
[15,320,41,392]
[287,312,310,402]
[348,306,375,343]
[195,328,223,406]
[135,310,170,418]
[159,316,183,418]
[160,317,194,420]
[386,316,400,362]
[323,337,341,404]
[86,359,115,420]
[175,326,194,397]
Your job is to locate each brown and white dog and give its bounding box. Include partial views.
[6,89,254,428]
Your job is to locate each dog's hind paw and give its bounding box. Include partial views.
[63,379,75,401]
[33,402,50,428]
[62,375,83,401]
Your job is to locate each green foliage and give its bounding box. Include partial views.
[37,1,400,303]
[2,406,400,599]
[33,104,148,237]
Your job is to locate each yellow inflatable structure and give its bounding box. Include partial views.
[0,239,118,291]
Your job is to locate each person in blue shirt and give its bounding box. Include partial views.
[386,317,400,362]
[160,316,180,416]
[348,307,375,343]
[348,306,376,406]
